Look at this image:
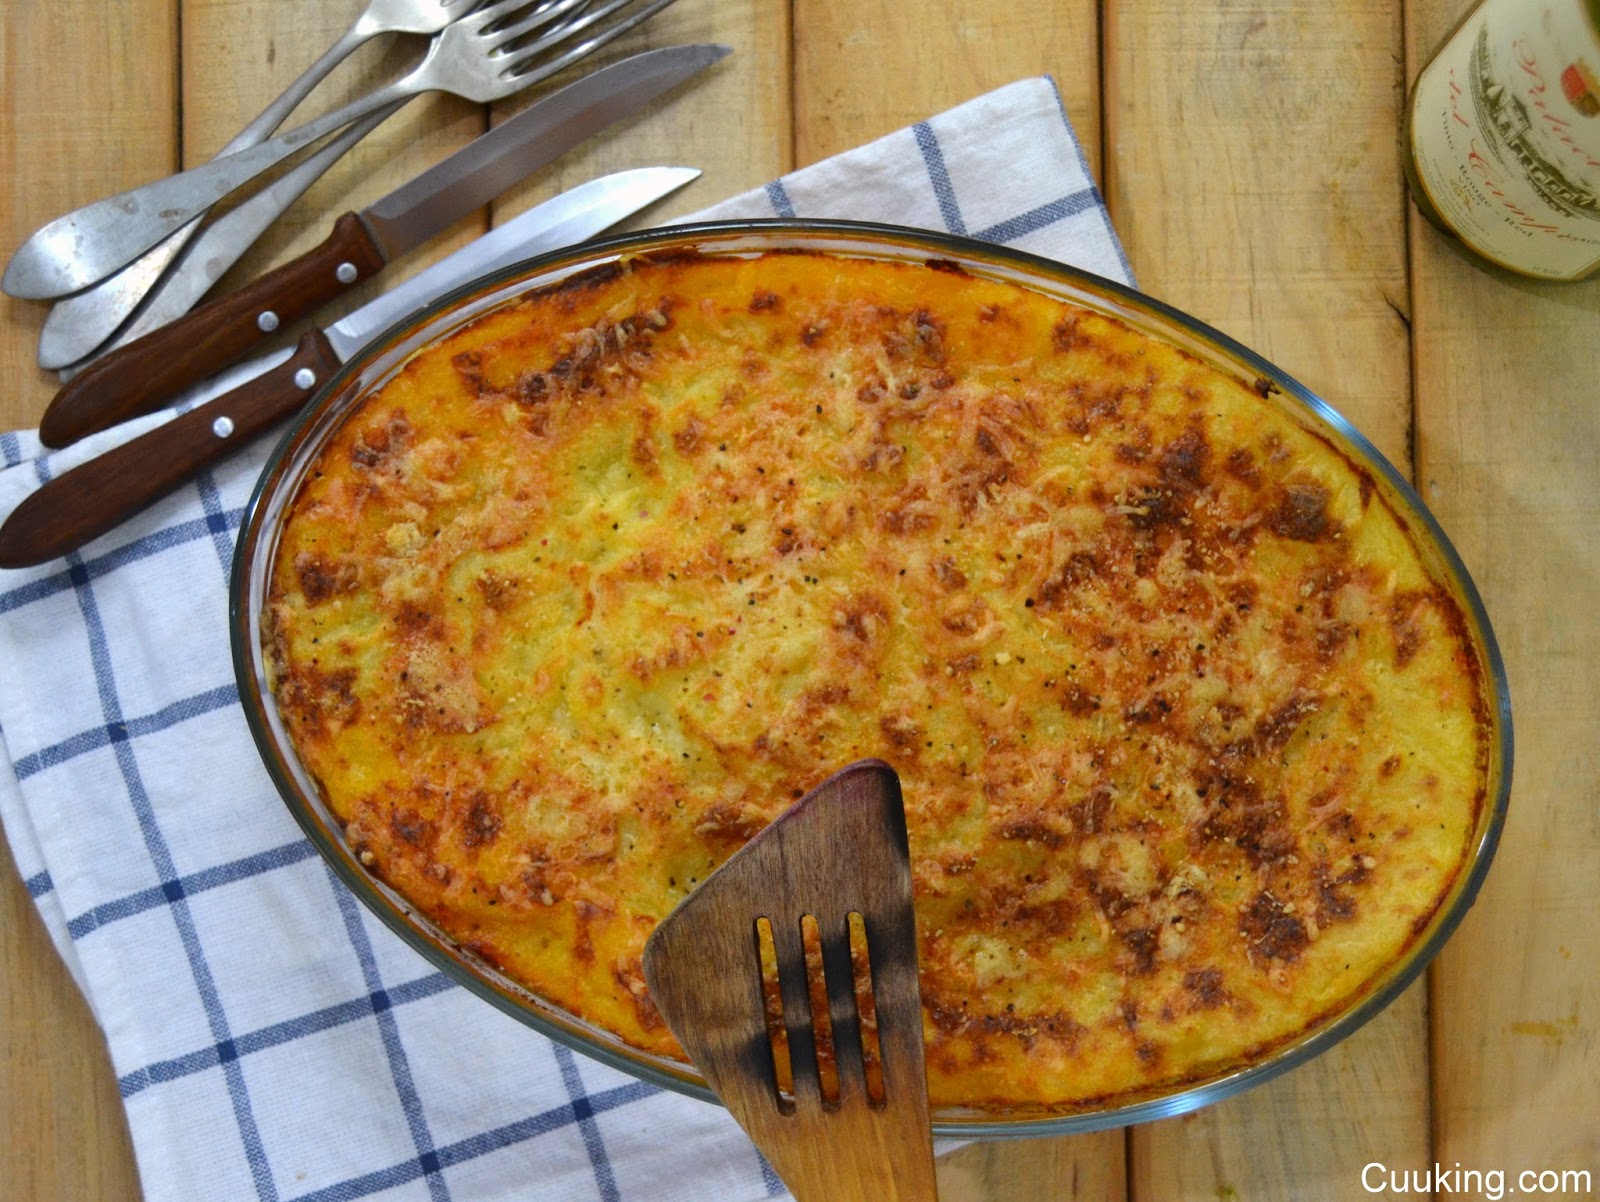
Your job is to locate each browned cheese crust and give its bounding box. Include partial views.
[265,249,1489,1113]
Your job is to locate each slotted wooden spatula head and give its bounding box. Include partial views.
[642,759,938,1202]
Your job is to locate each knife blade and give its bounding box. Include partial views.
[36,43,729,450]
[0,166,699,570]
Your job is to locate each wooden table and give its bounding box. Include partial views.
[2,2,1595,1198]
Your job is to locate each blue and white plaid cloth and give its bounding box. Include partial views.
[0,78,1129,1202]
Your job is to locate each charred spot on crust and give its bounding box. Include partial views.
[941,607,983,634]
[294,552,359,604]
[1317,879,1357,922]
[475,571,519,612]
[1058,684,1101,719]
[1184,967,1229,1009]
[391,808,436,848]
[552,259,627,299]
[673,416,705,456]
[1268,482,1334,542]
[879,713,923,751]
[350,412,413,471]
[748,290,781,311]
[998,818,1067,848]
[1036,552,1100,608]
[1225,446,1260,484]
[1157,427,1211,491]
[833,593,891,644]
[1315,620,1354,661]
[462,795,502,848]
[452,349,487,391]
[393,601,436,635]
[1116,439,1150,465]
[277,666,361,733]
[1254,690,1322,751]
[933,557,968,590]
[1239,891,1309,962]
[693,802,766,847]
[880,505,936,535]
[1052,314,1090,352]
[631,434,659,472]
[1123,485,1182,531]
[1389,596,1426,668]
[516,370,550,405]
[912,309,946,362]
[1121,927,1160,974]
[1202,787,1295,868]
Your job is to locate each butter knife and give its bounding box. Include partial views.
[37,43,729,450]
[0,166,699,570]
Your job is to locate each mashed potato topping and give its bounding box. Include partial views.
[265,249,1489,1112]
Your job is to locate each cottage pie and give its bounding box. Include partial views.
[264,247,1490,1112]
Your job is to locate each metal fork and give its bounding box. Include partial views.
[3,0,680,301]
[51,107,399,380]
[54,1,636,373]
[36,0,482,369]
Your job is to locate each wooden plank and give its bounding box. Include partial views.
[793,4,1126,1199]
[1103,2,1432,1197]
[940,1137,1127,1202]
[0,0,180,430]
[1406,0,1600,1186]
[491,0,792,230]
[0,842,143,1200]
[1104,0,1412,458]
[0,4,175,1197]
[792,0,1102,174]
[1130,1016,1432,1199]
[179,0,486,334]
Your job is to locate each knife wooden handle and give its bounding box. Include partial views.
[0,331,343,569]
[38,212,385,448]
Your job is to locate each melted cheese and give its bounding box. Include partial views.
[265,249,1489,1113]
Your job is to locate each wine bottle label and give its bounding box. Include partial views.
[1409,0,1600,279]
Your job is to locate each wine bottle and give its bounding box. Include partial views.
[1404,0,1600,280]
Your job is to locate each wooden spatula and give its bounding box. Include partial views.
[642,759,938,1201]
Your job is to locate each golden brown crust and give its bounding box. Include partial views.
[265,249,1488,1112]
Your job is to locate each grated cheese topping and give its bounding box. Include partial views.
[265,250,1489,1113]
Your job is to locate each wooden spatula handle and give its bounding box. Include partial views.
[0,331,341,568]
[38,213,383,448]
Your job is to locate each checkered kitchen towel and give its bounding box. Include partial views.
[0,77,1129,1202]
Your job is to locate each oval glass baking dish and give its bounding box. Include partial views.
[230,220,1512,1137]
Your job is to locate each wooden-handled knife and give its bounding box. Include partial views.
[36,43,729,450]
[0,167,700,570]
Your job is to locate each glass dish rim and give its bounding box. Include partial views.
[229,217,1513,1138]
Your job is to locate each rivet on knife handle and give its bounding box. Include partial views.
[0,332,341,569]
[37,215,385,449]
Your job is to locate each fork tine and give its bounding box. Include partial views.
[466,0,543,30]
[480,0,592,51]
[501,0,683,85]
